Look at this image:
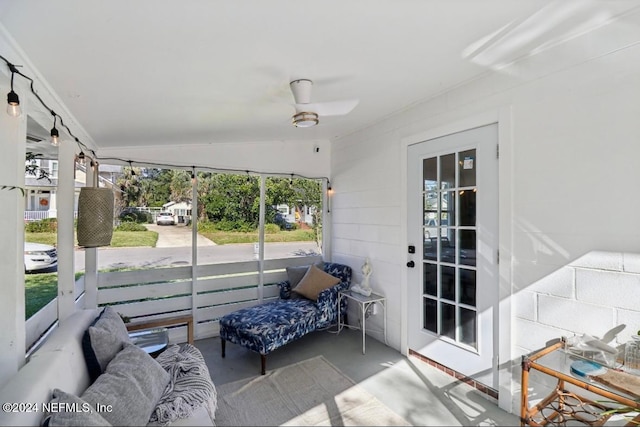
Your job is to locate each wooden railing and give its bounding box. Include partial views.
[97,255,321,343]
[26,255,322,351]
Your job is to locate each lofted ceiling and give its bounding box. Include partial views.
[1,0,639,155]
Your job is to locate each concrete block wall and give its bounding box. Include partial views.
[515,251,640,357]
[514,251,640,412]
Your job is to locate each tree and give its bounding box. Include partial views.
[169,170,191,203]
[115,166,143,209]
[200,174,260,229]
[265,177,323,245]
[142,169,172,207]
[113,166,324,243]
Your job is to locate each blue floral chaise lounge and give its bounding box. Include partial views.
[219,262,352,374]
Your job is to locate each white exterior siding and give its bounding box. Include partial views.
[330,11,640,413]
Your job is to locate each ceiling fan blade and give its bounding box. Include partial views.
[296,99,359,117]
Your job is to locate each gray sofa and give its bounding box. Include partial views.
[0,308,216,426]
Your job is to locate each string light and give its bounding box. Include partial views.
[6,63,21,117]
[2,54,95,159]
[50,111,60,146]
[1,54,331,184]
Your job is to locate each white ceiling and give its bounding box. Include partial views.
[1,0,639,152]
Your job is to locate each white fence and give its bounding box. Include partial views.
[24,211,52,222]
[26,255,322,350]
[24,211,78,222]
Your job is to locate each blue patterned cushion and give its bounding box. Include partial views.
[220,300,319,354]
[222,262,352,356]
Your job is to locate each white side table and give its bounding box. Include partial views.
[337,290,387,354]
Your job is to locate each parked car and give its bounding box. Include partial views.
[156,212,175,225]
[25,242,58,273]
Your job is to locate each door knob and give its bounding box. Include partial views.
[406,260,415,268]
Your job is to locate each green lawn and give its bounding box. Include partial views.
[26,230,158,247]
[200,229,317,245]
[25,272,84,319]
[24,272,58,319]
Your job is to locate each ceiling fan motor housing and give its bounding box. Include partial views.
[290,79,313,104]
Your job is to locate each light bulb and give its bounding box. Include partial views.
[50,127,60,146]
[6,90,21,117]
[77,152,86,165]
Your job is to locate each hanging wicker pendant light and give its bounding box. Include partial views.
[77,187,114,248]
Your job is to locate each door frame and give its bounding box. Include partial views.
[399,107,514,412]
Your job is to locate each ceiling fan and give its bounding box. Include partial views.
[289,79,359,128]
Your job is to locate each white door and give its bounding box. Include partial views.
[407,123,499,389]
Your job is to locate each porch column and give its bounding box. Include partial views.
[48,189,57,218]
[0,82,27,387]
[322,178,332,261]
[83,161,98,309]
[191,168,198,339]
[258,174,265,303]
[56,140,76,319]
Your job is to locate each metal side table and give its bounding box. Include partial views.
[337,290,387,354]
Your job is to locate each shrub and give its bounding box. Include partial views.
[25,218,58,233]
[119,210,151,224]
[214,220,254,232]
[197,220,217,233]
[115,222,147,232]
[264,223,280,234]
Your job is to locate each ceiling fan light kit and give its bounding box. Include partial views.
[292,111,319,128]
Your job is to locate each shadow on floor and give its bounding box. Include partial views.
[195,327,519,426]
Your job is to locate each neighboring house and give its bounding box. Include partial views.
[275,203,316,227]
[162,201,192,224]
[24,160,121,222]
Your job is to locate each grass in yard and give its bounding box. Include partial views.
[26,230,158,247]
[110,231,158,247]
[24,272,84,319]
[25,272,58,319]
[200,229,316,245]
[25,232,57,246]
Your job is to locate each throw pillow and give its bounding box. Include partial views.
[41,389,111,426]
[81,343,170,426]
[286,261,324,288]
[82,306,131,382]
[292,264,340,301]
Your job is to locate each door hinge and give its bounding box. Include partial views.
[496,144,500,159]
[497,249,500,264]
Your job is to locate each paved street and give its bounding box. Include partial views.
[74,223,320,271]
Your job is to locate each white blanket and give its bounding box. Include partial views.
[150,344,217,426]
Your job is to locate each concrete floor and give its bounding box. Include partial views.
[195,327,519,426]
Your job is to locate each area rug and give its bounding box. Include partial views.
[215,355,411,426]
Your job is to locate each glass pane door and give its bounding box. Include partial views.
[422,149,478,349]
